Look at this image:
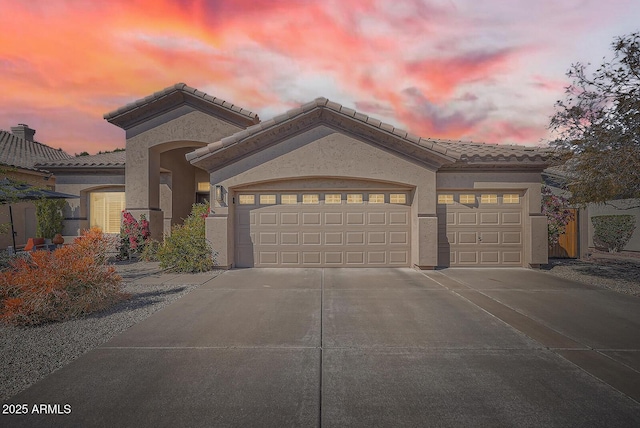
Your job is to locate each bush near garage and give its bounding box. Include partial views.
[157,203,216,273]
[592,215,636,253]
[0,227,126,326]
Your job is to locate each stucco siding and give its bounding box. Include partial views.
[206,127,440,268]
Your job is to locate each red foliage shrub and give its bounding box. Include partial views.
[0,227,126,326]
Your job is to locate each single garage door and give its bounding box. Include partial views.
[235,191,411,267]
[437,192,524,266]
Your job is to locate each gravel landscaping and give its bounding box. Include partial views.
[542,252,640,297]
[1,256,638,402]
[0,262,222,401]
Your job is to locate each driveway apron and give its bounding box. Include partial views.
[3,268,640,427]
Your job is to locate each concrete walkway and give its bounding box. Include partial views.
[3,268,640,427]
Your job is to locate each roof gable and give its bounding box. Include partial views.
[104,83,260,130]
[187,97,463,171]
[187,97,550,172]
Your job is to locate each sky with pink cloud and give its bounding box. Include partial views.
[0,0,638,154]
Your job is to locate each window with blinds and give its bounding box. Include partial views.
[90,192,125,234]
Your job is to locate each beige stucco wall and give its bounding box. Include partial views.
[125,108,244,239]
[53,172,125,237]
[204,126,440,268]
[160,148,199,227]
[436,170,548,266]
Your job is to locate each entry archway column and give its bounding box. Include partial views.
[125,146,164,240]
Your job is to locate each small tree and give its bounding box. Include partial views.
[35,199,65,239]
[157,203,215,272]
[542,185,575,246]
[549,32,640,207]
[592,215,636,252]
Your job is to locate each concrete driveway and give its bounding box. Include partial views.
[3,268,640,427]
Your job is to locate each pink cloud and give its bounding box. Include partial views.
[1,0,637,153]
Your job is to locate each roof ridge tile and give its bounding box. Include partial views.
[104,83,259,122]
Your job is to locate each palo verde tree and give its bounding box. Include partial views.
[549,32,640,208]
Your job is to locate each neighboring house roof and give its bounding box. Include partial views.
[104,83,260,130]
[187,97,550,170]
[0,129,72,173]
[36,151,126,170]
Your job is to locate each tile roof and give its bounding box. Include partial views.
[431,139,552,164]
[104,83,259,126]
[186,97,550,165]
[36,150,126,168]
[0,129,72,172]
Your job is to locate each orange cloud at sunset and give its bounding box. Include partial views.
[0,0,638,154]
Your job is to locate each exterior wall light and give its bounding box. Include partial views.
[214,185,224,203]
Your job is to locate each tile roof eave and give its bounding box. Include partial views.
[35,162,125,170]
[1,162,52,175]
[104,83,259,129]
[187,98,464,166]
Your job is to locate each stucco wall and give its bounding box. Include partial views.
[54,171,125,237]
[587,199,640,252]
[160,148,199,227]
[206,126,440,268]
[125,108,244,239]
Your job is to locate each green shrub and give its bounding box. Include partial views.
[140,239,161,262]
[0,228,126,326]
[35,199,65,239]
[592,215,636,252]
[157,203,216,272]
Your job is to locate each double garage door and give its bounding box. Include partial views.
[438,192,525,267]
[235,191,411,267]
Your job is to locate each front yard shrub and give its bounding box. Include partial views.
[0,227,126,326]
[140,239,161,262]
[592,215,636,253]
[35,199,65,239]
[157,203,215,272]
[117,212,150,260]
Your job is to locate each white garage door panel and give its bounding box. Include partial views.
[438,192,525,267]
[236,192,411,268]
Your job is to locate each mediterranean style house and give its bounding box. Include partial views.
[38,83,553,269]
